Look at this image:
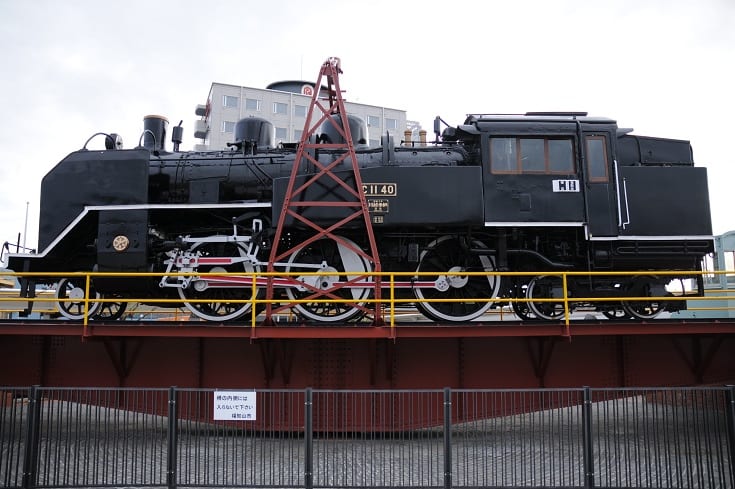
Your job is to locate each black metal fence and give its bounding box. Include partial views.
[1,386,733,488]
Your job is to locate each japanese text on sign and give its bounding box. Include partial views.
[213,390,257,421]
[367,199,389,213]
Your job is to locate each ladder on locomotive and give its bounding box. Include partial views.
[265,57,383,324]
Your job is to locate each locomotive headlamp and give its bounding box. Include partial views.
[112,235,130,252]
[105,133,123,150]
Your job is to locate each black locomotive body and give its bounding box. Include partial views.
[5,112,714,322]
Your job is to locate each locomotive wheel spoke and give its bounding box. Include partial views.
[93,299,128,321]
[622,276,666,320]
[526,276,566,321]
[413,236,500,322]
[623,298,665,320]
[284,236,371,323]
[178,241,259,322]
[55,277,102,320]
[511,283,538,321]
[601,307,631,320]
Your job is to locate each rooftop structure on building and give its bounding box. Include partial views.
[194,81,410,151]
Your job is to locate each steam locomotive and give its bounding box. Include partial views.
[4,109,714,323]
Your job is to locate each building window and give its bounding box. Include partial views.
[273,102,288,115]
[490,137,575,174]
[385,118,398,130]
[275,127,288,141]
[585,135,609,182]
[245,98,261,111]
[222,95,238,108]
[294,129,303,141]
[222,121,236,133]
[294,105,307,117]
[367,115,380,128]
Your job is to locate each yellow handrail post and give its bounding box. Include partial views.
[251,272,257,332]
[562,272,571,337]
[390,273,395,330]
[83,273,90,336]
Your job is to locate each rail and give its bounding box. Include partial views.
[0,386,733,489]
[1,270,735,331]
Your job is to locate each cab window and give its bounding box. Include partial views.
[585,136,609,182]
[490,137,575,174]
[490,138,517,172]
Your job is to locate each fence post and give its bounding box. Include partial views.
[167,387,178,489]
[582,386,595,488]
[725,385,735,487]
[304,388,313,489]
[21,385,41,489]
[443,387,452,489]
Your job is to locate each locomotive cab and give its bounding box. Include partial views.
[467,113,712,237]
[471,113,610,234]
[467,112,712,271]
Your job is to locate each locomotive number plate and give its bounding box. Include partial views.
[362,183,397,196]
[552,179,580,192]
[367,199,389,213]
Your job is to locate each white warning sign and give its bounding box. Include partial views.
[213,390,257,421]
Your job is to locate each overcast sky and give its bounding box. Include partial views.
[1,0,733,252]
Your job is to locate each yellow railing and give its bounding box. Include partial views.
[1,270,735,330]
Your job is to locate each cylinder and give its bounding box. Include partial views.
[143,115,168,152]
[419,130,427,147]
[404,130,413,147]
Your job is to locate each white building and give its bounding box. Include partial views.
[194,81,408,150]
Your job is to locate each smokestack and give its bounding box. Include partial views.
[142,115,169,152]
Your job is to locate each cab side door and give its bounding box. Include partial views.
[583,131,618,237]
